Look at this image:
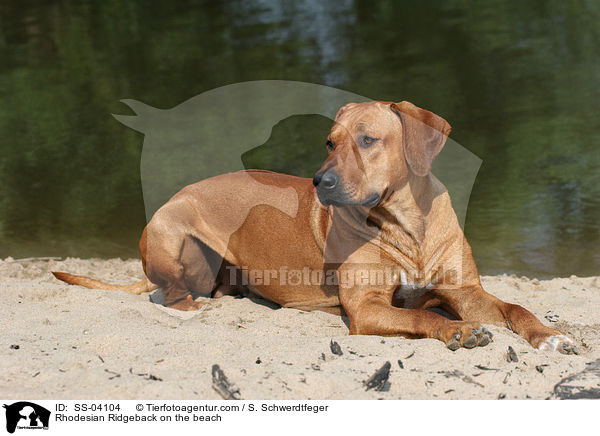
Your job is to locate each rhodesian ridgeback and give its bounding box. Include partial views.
[54,101,577,353]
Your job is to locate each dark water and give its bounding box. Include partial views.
[1,0,599,278]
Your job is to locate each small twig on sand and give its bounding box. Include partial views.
[128,367,162,381]
[438,370,484,388]
[104,369,121,380]
[475,364,499,371]
[212,364,241,400]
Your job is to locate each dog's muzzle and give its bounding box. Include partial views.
[313,170,338,190]
[313,170,380,207]
[313,169,342,206]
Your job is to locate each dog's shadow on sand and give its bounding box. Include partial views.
[149,288,280,311]
[148,288,355,328]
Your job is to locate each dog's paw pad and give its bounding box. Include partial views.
[462,334,478,349]
[538,335,578,355]
[473,328,492,347]
[440,322,493,351]
[447,335,461,351]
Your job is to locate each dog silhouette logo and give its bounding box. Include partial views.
[113,81,480,266]
[2,402,50,433]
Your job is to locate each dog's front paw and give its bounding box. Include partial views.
[538,334,579,355]
[437,322,493,351]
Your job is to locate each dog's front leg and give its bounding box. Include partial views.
[428,286,578,354]
[339,283,492,350]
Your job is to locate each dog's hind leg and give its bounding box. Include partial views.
[180,236,223,295]
[169,235,247,309]
[142,224,217,311]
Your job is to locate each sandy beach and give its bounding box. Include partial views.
[1,257,599,400]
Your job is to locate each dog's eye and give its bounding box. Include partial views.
[361,136,378,147]
[326,140,335,151]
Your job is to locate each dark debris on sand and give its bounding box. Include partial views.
[212,364,241,400]
[364,361,391,391]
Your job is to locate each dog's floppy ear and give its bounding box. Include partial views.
[390,101,451,176]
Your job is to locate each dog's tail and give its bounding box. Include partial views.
[52,271,158,295]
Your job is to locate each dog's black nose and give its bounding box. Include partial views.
[312,172,322,187]
[313,170,338,190]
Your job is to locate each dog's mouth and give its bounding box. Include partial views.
[360,193,381,207]
[318,192,381,208]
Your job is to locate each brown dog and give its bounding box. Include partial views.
[54,101,577,353]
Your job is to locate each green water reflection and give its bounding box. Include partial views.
[1,0,598,277]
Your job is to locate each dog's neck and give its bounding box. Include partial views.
[313,173,444,266]
[370,173,433,243]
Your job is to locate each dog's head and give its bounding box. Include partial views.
[313,101,451,207]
